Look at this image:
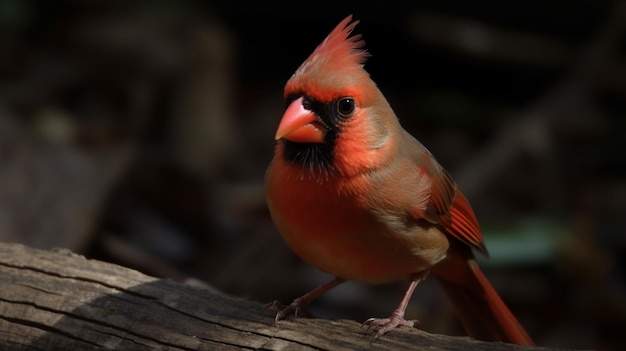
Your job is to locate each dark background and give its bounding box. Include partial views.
[1,1,625,349]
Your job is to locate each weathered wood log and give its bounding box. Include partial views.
[0,242,565,350]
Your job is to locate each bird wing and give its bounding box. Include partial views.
[413,149,488,257]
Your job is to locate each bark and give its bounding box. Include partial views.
[0,242,566,350]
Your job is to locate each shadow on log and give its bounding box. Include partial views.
[0,242,569,350]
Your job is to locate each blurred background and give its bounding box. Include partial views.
[1,0,625,349]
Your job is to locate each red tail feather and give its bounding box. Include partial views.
[432,242,534,345]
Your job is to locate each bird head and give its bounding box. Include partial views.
[274,15,399,178]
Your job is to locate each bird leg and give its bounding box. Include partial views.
[268,276,346,322]
[364,273,426,336]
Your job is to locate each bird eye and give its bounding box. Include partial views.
[336,98,356,118]
[302,96,314,110]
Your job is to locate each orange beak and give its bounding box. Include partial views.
[275,97,326,143]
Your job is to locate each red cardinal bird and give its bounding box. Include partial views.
[265,15,534,345]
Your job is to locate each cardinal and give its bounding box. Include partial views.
[265,15,534,345]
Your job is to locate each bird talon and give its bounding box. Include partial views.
[362,317,375,326]
[363,315,419,336]
[361,317,378,331]
[265,298,314,322]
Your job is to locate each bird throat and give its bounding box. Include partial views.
[281,140,336,180]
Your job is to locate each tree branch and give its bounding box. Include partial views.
[0,242,564,350]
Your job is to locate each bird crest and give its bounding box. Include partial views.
[286,15,370,101]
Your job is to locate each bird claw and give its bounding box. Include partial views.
[362,314,420,337]
[265,298,314,322]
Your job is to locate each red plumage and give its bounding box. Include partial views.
[266,15,534,345]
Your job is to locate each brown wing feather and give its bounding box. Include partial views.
[416,161,488,257]
[448,190,488,257]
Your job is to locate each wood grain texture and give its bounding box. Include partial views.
[0,242,565,350]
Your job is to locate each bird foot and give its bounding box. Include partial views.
[265,298,314,322]
[363,311,420,337]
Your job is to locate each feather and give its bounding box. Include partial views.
[285,15,371,103]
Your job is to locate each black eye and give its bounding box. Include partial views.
[302,96,314,110]
[336,98,355,118]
